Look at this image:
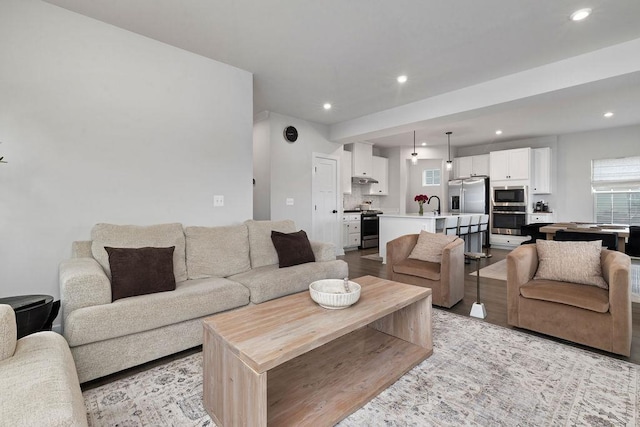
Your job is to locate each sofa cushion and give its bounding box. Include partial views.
[534,239,608,289]
[105,246,176,301]
[229,259,349,304]
[245,219,296,268]
[63,277,250,347]
[393,258,441,281]
[0,332,87,426]
[520,279,610,313]
[408,231,458,263]
[91,223,187,282]
[271,230,315,267]
[185,225,251,279]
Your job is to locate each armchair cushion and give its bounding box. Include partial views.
[520,280,609,313]
[0,304,17,361]
[408,230,458,263]
[534,239,608,289]
[392,258,440,281]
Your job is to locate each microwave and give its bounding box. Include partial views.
[492,186,527,206]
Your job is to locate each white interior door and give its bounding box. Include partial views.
[312,154,341,255]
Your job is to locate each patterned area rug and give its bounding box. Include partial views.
[83,310,640,426]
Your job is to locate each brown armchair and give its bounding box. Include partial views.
[386,234,465,308]
[507,244,632,356]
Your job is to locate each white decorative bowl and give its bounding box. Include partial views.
[309,279,361,309]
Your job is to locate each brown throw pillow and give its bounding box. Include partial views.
[271,230,315,268]
[408,230,459,263]
[105,246,177,301]
[534,239,608,289]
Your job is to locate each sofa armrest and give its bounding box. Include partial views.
[602,249,632,355]
[506,244,539,326]
[386,234,419,272]
[309,241,336,262]
[59,258,111,318]
[0,304,17,361]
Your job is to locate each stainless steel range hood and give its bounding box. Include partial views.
[351,176,378,184]
[351,177,379,185]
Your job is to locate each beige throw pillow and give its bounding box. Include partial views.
[534,239,608,289]
[408,231,458,263]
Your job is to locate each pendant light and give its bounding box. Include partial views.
[445,131,453,170]
[411,131,418,165]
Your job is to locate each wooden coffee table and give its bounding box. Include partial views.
[202,275,432,426]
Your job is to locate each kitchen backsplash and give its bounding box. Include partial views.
[343,185,381,210]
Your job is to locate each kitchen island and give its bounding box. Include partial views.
[379,213,477,263]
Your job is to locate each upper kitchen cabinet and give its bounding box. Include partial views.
[351,142,374,178]
[366,156,389,195]
[453,154,489,178]
[490,148,530,181]
[342,150,352,194]
[532,147,551,194]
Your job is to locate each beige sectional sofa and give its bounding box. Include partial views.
[0,304,88,426]
[59,219,348,383]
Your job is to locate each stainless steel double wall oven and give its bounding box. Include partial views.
[491,186,527,235]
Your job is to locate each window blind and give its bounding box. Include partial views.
[592,156,640,225]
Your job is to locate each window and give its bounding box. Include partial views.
[422,168,441,186]
[592,156,640,225]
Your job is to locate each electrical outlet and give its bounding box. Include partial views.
[286,198,294,206]
[214,195,224,207]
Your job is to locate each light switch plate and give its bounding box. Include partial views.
[214,195,224,207]
[286,198,294,206]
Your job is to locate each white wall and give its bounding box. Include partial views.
[261,112,343,234]
[555,125,640,222]
[253,117,271,220]
[406,159,445,214]
[0,1,253,309]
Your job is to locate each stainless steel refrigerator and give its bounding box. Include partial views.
[448,176,490,244]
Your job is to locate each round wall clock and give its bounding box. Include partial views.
[283,126,298,142]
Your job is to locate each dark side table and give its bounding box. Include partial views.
[0,294,55,339]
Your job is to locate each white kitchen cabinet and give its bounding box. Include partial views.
[342,214,361,249]
[491,233,528,248]
[490,148,530,181]
[454,154,490,178]
[531,147,551,194]
[351,142,373,178]
[527,212,556,223]
[342,150,352,194]
[366,156,388,195]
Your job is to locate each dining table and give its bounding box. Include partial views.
[539,222,629,252]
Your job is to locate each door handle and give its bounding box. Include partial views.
[332,210,338,213]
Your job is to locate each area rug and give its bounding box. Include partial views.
[83,310,640,426]
[361,252,383,261]
[468,258,507,281]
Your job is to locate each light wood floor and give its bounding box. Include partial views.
[343,246,640,365]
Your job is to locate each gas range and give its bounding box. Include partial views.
[344,209,383,216]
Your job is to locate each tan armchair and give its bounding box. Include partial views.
[507,244,632,356]
[386,234,465,308]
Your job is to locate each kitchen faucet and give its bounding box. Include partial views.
[428,196,441,215]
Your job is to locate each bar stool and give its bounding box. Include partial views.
[457,216,472,256]
[443,216,459,236]
[478,214,491,257]
[467,214,482,252]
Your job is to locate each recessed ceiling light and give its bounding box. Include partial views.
[495,130,503,135]
[421,142,427,146]
[570,8,592,21]
[323,103,332,110]
[397,75,407,84]
[603,111,614,118]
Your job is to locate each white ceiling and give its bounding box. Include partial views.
[44,0,640,148]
